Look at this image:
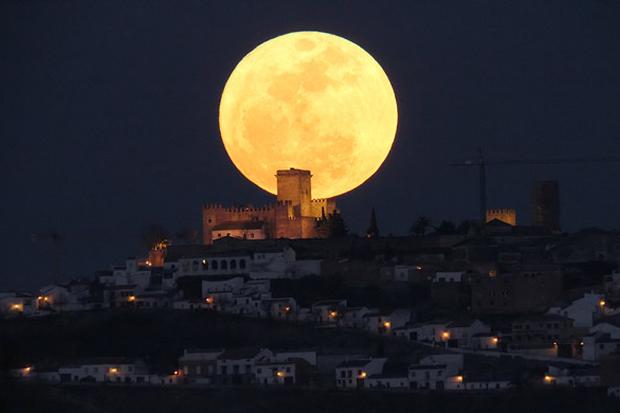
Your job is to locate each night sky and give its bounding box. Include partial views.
[2,0,620,290]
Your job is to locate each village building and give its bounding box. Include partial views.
[57,358,149,384]
[470,264,563,314]
[366,363,409,390]
[543,365,601,387]
[0,292,36,317]
[312,299,347,324]
[408,364,447,390]
[443,319,491,348]
[178,349,224,384]
[547,293,608,328]
[335,358,387,389]
[215,348,273,385]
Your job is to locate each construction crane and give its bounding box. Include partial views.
[450,148,620,224]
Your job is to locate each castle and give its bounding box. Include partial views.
[202,169,337,244]
[486,208,517,226]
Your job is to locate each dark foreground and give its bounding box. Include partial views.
[1,382,619,413]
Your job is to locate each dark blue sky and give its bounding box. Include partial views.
[2,0,619,290]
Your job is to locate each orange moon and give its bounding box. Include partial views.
[219,31,398,199]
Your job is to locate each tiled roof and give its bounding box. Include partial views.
[218,348,264,360]
[336,359,372,368]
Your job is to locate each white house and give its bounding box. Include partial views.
[407,321,450,343]
[341,307,371,329]
[0,292,36,317]
[393,265,420,282]
[178,348,224,383]
[274,350,317,366]
[608,386,620,398]
[446,373,512,391]
[39,281,92,312]
[171,247,317,281]
[57,358,148,383]
[335,358,387,389]
[547,293,607,328]
[229,292,267,317]
[216,348,273,385]
[582,332,620,361]
[254,360,297,385]
[173,299,211,311]
[132,290,171,309]
[543,365,601,387]
[366,364,409,390]
[408,364,447,390]
[590,321,620,338]
[419,354,463,376]
[364,309,414,335]
[202,277,245,296]
[312,300,347,324]
[471,332,500,350]
[433,272,464,283]
[262,297,297,320]
[444,319,492,348]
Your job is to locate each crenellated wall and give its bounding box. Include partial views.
[310,198,337,218]
[486,208,517,226]
[202,169,335,244]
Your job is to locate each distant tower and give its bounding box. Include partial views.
[276,168,312,217]
[486,208,517,226]
[532,180,560,231]
[366,208,380,239]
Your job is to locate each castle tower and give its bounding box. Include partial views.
[276,168,312,218]
[532,180,560,231]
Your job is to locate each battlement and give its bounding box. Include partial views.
[487,208,515,214]
[486,208,517,226]
[203,203,278,213]
[276,168,311,177]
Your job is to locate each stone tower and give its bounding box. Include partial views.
[276,168,312,218]
[532,180,560,232]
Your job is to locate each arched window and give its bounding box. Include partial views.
[212,260,218,270]
[239,259,246,270]
[221,260,228,270]
[191,260,199,272]
[230,260,237,270]
[202,259,209,270]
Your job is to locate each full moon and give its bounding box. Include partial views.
[219,31,398,199]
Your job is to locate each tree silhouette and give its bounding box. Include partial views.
[141,225,170,250]
[410,216,432,237]
[456,220,471,235]
[366,208,380,239]
[433,220,457,235]
[175,228,198,244]
[327,211,348,238]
